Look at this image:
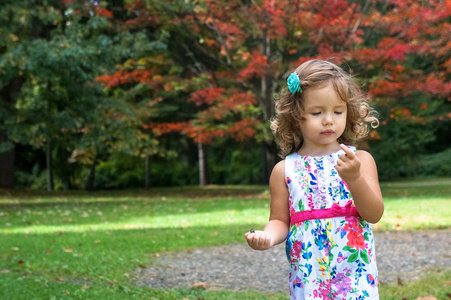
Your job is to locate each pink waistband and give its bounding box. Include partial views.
[290,200,360,226]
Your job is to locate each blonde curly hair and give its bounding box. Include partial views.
[271,59,379,158]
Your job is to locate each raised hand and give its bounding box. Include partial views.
[335,144,361,183]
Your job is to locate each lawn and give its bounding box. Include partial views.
[0,179,450,299]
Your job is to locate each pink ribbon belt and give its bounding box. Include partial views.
[290,200,360,226]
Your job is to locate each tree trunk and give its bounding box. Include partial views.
[262,141,278,184]
[85,158,96,191]
[46,138,54,191]
[198,141,207,186]
[0,131,15,188]
[260,29,278,184]
[145,155,151,189]
[0,77,24,188]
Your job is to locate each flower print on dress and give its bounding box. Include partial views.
[290,240,303,258]
[339,181,350,201]
[366,274,376,287]
[294,159,304,172]
[292,275,303,289]
[316,157,325,171]
[317,256,329,277]
[337,251,348,263]
[312,222,328,251]
[314,280,332,299]
[345,217,366,250]
[302,241,313,260]
[346,226,365,250]
[331,272,353,297]
[303,263,313,278]
[356,290,371,299]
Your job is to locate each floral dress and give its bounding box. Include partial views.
[285,147,379,300]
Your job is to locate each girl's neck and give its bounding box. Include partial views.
[297,142,341,157]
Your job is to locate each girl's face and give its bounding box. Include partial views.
[298,81,347,153]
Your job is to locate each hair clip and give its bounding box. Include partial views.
[287,72,302,94]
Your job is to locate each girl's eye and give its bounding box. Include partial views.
[335,111,343,115]
[311,112,321,116]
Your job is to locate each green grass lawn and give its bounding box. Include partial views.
[0,179,450,299]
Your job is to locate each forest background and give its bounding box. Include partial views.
[0,0,450,191]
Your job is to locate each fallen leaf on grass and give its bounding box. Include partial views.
[0,270,10,274]
[191,282,208,290]
[82,285,89,290]
[415,297,437,300]
[46,249,51,254]
[18,260,24,265]
[55,277,64,282]
[63,247,74,252]
[93,240,101,244]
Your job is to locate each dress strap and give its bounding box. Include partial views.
[290,200,360,226]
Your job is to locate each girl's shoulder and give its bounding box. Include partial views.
[356,149,376,161]
[270,160,286,188]
[272,160,285,174]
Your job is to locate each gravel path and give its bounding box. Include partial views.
[137,231,451,293]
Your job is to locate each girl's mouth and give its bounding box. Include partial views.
[321,130,335,135]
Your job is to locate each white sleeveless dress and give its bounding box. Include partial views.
[285,147,379,299]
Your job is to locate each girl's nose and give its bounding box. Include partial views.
[323,113,333,125]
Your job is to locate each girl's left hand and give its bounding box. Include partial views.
[244,230,275,250]
[336,144,361,183]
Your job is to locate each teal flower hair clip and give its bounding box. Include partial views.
[287,72,302,94]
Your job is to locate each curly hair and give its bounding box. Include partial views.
[271,59,379,158]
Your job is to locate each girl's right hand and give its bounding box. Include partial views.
[244,230,275,250]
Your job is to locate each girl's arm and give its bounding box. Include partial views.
[244,160,290,250]
[336,144,384,223]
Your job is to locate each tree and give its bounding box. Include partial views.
[347,0,451,178]
[0,0,119,190]
[147,0,383,182]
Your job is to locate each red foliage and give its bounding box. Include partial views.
[189,87,225,106]
[380,41,411,62]
[249,0,287,38]
[238,52,268,80]
[369,79,403,97]
[198,92,257,121]
[96,8,113,19]
[148,122,191,135]
[95,69,161,88]
[226,118,258,141]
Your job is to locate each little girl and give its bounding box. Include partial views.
[245,59,383,299]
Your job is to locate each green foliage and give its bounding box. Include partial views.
[94,154,145,189]
[209,140,264,185]
[417,148,451,177]
[1,0,450,189]
[370,92,450,179]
